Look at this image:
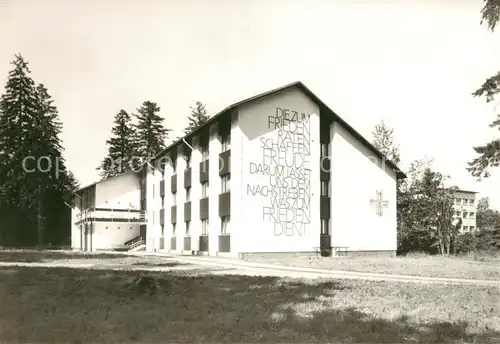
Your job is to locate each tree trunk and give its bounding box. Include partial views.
[37,184,43,247]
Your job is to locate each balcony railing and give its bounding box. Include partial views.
[75,209,147,224]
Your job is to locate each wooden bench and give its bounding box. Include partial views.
[331,246,349,256]
[314,246,350,257]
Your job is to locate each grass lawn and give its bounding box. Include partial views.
[0,267,498,343]
[0,250,192,269]
[244,254,500,280]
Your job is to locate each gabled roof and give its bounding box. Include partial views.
[151,81,406,179]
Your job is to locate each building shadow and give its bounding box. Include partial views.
[0,267,498,343]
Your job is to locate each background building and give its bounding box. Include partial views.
[451,188,477,232]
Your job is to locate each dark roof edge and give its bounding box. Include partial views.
[148,81,407,179]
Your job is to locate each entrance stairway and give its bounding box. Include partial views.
[124,236,146,252]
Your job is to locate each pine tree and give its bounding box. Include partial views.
[133,101,170,162]
[98,110,138,179]
[184,101,209,135]
[467,1,500,178]
[0,55,76,246]
[0,55,40,245]
[33,83,75,246]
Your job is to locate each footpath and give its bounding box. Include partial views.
[135,251,500,287]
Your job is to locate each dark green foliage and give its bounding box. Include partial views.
[133,101,170,161]
[396,160,457,255]
[97,110,138,179]
[0,55,77,247]
[468,1,500,178]
[183,101,209,136]
[454,228,500,255]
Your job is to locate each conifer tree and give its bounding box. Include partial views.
[98,110,138,179]
[133,101,170,162]
[0,55,41,245]
[0,55,76,246]
[184,101,209,135]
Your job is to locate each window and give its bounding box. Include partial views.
[185,154,191,168]
[462,199,468,205]
[455,199,460,205]
[221,215,230,234]
[321,219,330,235]
[172,192,177,206]
[221,174,230,193]
[455,211,460,216]
[186,221,190,236]
[462,211,467,218]
[470,226,475,231]
[201,219,209,235]
[161,196,164,208]
[469,199,474,205]
[202,145,209,161]
[321,181,330,197]
[172,223,177,236]
[321,143,329,157]
[469,212,475,218]
[152,184,155,199]
[463,225,468,231]
[186,187,191,202]
[152,210,155,225]
[161,225,164,236]
[202,181,209,198]
[221,134,231,152]
[172,159,177,173]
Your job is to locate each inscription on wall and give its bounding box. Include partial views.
[247,107,311,236]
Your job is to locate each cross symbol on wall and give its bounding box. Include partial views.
[370,190,389,216]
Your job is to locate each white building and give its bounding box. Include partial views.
[71,171,146,251]
[145,82,406,257]
[451,188,477,232]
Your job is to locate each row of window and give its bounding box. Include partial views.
[455,211,475,218]
[462,225,475,231]
[171,134,230,173]
[164,215,231,237]
[454,198,475,206]
[167,175,231,206]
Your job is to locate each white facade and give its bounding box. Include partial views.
[329,122,397,252]
[145,82,403,257]
[452,190,477,232]
[72,171,142,251]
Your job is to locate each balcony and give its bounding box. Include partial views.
[199,235,209,252]
[219,235,230,252]
[171,174,177,193]
[75,208,147,224]
[219,150,230,176]
[160,179,165,197]
[184,236,191,251]
[184,168,192,188]
[199,160,209,183]
[171,205,177,224]
[219,192,230,217]
[199,198,209,220]
[320,157,330,181]
[184,202,192,222]
[320,196,330,219]
[159,208,165,226]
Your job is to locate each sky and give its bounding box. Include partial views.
[1,0,499,208]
